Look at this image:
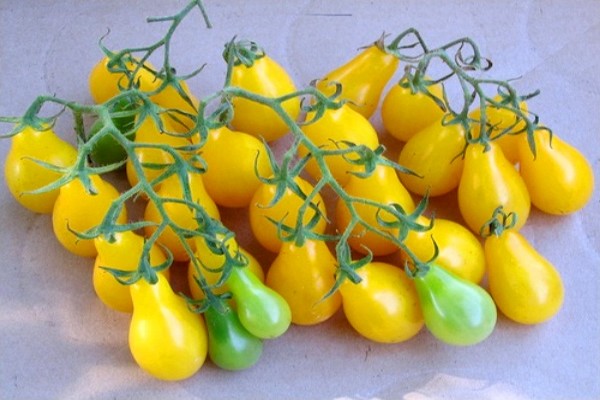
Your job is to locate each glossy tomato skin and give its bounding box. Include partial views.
[517,130,594,215]
[230,54,300,142]
[403,216,485,284]
[4,126,78,213]
[227,266,292,339]
[89,56,159,104]
[381,79,445,143]
[485,230,564,324]
[125,114,196,189]
[249,176,327,253]
[52,175,127,258]
[201,126,272,208]
[413,263,497,346]
[470,97,528,164]
[187,236,264,301]
[88,98,137,167]
[299,105,380,186]
[144,171,220,262]
[458,142,530,233]
[397,120,466,196]
[335,163,415,256]
[204,304,263,371]
[150,79,199,116]
[266,239,341,325]
[93,231,170,313]
[339,262,424,343]
[89,56,198,115]
[129,274,207,380]
[316,43,399,119]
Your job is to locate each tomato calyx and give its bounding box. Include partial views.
[521,125,554,159]
[403,236,439,280]
[222,38,266,68]
[325,241,372,299]
[375,190,431,241]
[301,82,350,128]
[370,31,393,53]
[466,91,546,160]
[100,239,173,286]
[479,206,518,238]
[188,233,248,297]
[306,79,345,112]
[341,143,407,179]
[398,73,447,114]
[255,147,330,247]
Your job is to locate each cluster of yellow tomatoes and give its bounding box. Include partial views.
[3,24,595,381]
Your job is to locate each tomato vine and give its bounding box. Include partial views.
[0,0,563,328]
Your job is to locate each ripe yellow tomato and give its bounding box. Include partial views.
[249,176,328,253]
[485,229,564,324]
[381,78,445,142]
[299,105,380,186]
[200,126,272,208]
[335,163,415,256]
[4,126,78,213]
[89,56,158,104]
[89,56,198,115]
[470,97,528,164]
[52,174,127,257]
[229,51,300,142]
[93,231,170,313]
[144,171,220,261]
[150,80,199,116]
[129,274,207,380]
[458,142,530,233]
[316,40,399,119]
[517,129,594,215]
[125,114,196,190]
[266,239,341,325]
[340,262,423,343]
[397,119,466,196]
[403,216,485,284]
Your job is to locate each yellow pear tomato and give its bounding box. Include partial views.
[4,126,77,213]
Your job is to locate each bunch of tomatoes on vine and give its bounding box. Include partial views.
[1,0,595,381]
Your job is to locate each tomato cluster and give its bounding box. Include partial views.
[383,83,593,330]
[1,1,595,382]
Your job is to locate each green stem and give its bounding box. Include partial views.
[0,0,547,303]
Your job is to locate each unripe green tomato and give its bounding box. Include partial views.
[413,264,497,346]
[227,267,292,339]
[204,304,263,371]
[88,98,137,166]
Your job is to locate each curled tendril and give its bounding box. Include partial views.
[386,28,429,60]
[386,28,545,156]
